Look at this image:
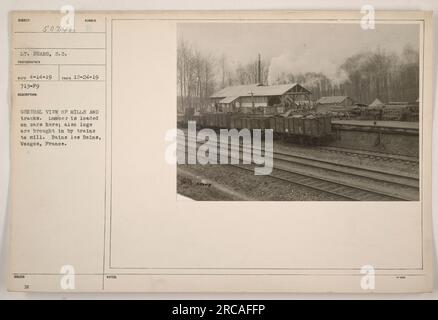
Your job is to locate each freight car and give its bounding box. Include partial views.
[267,114,332,145]
[188,112,333,145]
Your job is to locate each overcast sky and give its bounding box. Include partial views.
[177,22,420,84]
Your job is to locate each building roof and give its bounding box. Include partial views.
[211,83,307,98]
[219,96,239,104]
[369,98,384,108]
[211,84,259,98]
[316,96,352,105]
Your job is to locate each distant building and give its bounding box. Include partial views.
[386,101,409,106]
[369,98,385,109]
[315,96,355,113]
[210,83,311,113]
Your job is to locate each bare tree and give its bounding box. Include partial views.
[177,39,216,112]
[178,38,419,108]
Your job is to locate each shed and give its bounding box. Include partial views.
[315,96,355,114]
[369,98,384,108]
[316,96,355,106]
[210,83,312,112]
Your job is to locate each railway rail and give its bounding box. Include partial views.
[177,135,419,201]
[231,164,409,201]
[312,145,419,165]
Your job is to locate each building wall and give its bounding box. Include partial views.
[239,96,268,108]
[211,95,283,110]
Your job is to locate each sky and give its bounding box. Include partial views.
[177,22,420,84]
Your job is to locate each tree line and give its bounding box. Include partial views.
[177,39,419,110]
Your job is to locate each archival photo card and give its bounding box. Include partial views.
[7,10,433,293]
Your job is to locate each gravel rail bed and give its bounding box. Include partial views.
[177,164,345,201]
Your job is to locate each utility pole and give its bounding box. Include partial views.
[257,53,261,84]
[249,91,255,110]
[221,54,225,88]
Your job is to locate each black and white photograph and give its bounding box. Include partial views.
[177,22,421,201]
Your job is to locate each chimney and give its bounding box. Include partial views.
[258,53,261,85]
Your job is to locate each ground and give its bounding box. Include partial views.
[177,140,419,201]
[178,164,344,201]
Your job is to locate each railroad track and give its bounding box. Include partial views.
[177,136,418,201]
[312,145,419,165]
[231,164,408,201]
[269,149,419,189]
[178,128,419,165]
[178,136,418,184]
